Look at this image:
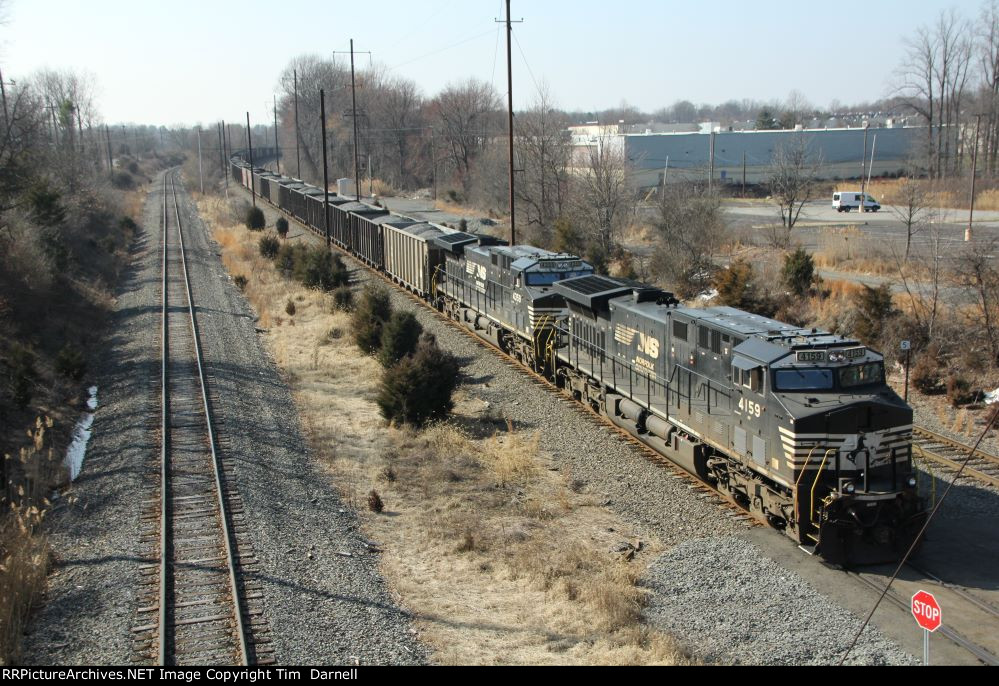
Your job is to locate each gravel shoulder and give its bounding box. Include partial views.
[174,183,427,665]
[643,537,915,665]
[22,176,165,665]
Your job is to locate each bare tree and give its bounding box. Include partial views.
[650,182,724,298]
[892,221,946,340]
[896,25,938,175]
[768,135,821,229]
[954,237,999,363]
[570,135,633,264]
[781,89,814,128]
[979,0,999,176]
[369,76,424,187]
[430,79,499,195]
[896,10,973,177]
[889,176,932,261]
[514,87,572,246]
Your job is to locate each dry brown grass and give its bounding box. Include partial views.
[813,226,900,276]
[203,197,690,665]
[0,418,61,665]
[370,179,397,198]
[866,178,999,212]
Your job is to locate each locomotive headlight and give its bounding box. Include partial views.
[907,476,917,488]
[844,482,856,494]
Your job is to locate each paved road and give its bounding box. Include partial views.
[721,200,999,251]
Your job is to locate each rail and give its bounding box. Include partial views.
[157,171,250,665]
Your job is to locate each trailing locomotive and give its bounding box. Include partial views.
[227,156,926,564]
[436,240,594,373]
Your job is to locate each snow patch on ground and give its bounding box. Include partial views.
[65,386,98,481]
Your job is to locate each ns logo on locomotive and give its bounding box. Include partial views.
[231,157,926,565]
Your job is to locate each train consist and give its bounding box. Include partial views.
[230,157,926,564]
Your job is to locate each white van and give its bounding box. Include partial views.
[832,191,880,213]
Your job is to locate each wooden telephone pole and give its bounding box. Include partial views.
[497,1,522,245]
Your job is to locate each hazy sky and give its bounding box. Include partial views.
[0,0,985,127]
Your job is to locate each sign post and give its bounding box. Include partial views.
[901,340,912,403]
[911,590,942,666]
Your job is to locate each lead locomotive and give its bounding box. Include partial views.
[548,275,925,564]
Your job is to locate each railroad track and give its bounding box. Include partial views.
[911,426,999,489]
[132,172,272,666]
[848,565,999,666]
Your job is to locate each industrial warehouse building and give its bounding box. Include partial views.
[569,123,923,189]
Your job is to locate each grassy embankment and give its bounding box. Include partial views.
[0,154,177,665]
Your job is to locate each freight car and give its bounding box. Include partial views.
[225,156,925,563]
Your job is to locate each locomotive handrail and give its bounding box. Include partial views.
[431,264,443,299]
[809,449,837,528]
[793,446,819,525]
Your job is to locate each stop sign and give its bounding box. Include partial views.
[912,590,942,632]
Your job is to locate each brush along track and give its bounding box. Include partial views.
[131,172,272,666]
[911,426,999,489]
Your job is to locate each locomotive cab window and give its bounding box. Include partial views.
[698,326,710,349]
[733,360,764,392]
[839,363,884,389]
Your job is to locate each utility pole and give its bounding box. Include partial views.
[273,95,281,175]
[369,153,373,197]
[497,0,523,246]
[430,128,438,201]
[860,121,870,213]
[105,124,113,180]
[0,66,9,131]
[708,129,716,192]
[246,112,255,207]
[350,39,361,201]
[867,135,878,188]
[742,151,747,198]
[968,113,983,243]
[294,69,301,178]
[218,121,228,193]
[197,126,204,194]
[217,122,225,176]
[333,41,371,201]
[320,88,331,247]
[76,108,84,155]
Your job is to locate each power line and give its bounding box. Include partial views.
[511,28,542,100]
[387,26,496,72]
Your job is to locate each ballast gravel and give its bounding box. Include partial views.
[642,537,917,665]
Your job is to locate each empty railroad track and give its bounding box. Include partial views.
[912,426,999,489]
[132,172,271,666]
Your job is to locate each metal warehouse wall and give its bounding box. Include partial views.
[624,127,923,188]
